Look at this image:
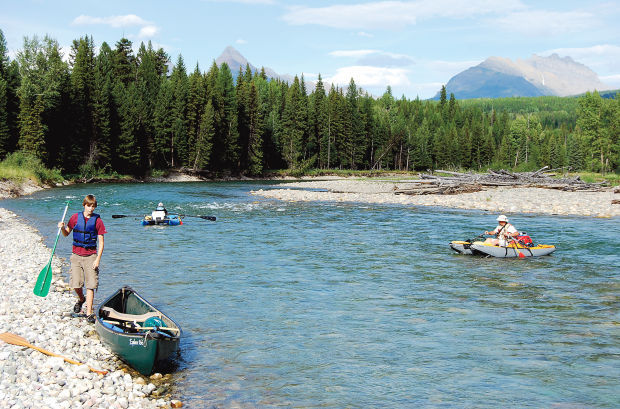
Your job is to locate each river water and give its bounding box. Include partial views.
[2,182,619,408]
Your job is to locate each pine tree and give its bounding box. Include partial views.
[168,55,188,167]
[185,64,206,167]
[0,78,9,157]
[16,35,69,167]
[135,42,164,172]
[312,75,329,168]
[0,29,15,158]
[153,79,175,167]
[117,83,142,173]
[92,42,117,169]
[114,38,135,85]
[18,95,46,158]
[280,76,304,168]
[69,36,96,170]
[236,64,250,171]
[213,63,239,171]
[247,82,263,175]
[193,100,214,170]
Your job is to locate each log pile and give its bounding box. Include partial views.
[393,166,610,196]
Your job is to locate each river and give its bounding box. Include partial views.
[2,182,618,408]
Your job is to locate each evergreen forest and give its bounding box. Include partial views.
[0,30,618,177]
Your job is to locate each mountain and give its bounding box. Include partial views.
[214,46,295,85]
[437,54,610,99]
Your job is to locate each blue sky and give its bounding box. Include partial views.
[1,0,619,98]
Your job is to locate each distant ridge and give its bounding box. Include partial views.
[437,54,611,99]
[214,46,295,85]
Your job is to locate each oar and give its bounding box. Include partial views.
[508,237,526,258]
[179,214,216,221]
[34,201,70,297]
[0,332,107,375]
[111,214,144,219]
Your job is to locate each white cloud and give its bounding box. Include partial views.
[358,31,374,38]
[204,0,276,3]
[494,9,596,36]
[326,66,411,88]
[600,74,620,88]
[283,0,525,29]
[72,14,151,28]
[72,13,161,39]
[138,25,160,38]
[236,38,248,44]
[329,49,379,58]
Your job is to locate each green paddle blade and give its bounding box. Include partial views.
[33,262,53,297]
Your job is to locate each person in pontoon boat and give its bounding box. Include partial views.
[151,202,168,222]
[484,215,518,246]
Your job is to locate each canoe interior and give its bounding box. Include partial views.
[96,287,181,375]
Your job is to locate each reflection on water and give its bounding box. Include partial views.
[3,182,619,408]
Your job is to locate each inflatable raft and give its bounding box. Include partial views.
[141,214,182,226]
[450,239,555,258]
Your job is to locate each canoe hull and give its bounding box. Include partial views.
[95,286,181,375]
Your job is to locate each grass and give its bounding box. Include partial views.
[0,152,64,185]
[570,172,620,186]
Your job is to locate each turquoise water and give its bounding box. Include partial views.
[3,182,619,408]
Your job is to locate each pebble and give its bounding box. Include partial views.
[0,208,177,408]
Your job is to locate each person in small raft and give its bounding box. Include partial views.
[484,215,519,246]
[151,202,168,222]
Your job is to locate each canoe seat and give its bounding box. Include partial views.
[101,306,162,323]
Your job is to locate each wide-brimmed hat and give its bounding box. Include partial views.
[496,215,508,222]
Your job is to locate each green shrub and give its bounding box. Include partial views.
[0,151,63,184]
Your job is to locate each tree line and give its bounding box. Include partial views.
[0,30,618,177]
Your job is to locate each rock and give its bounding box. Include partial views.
[149,373,163,380]
[171,400,183,408]
[134,377,146,385]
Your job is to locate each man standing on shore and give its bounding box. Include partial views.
[58,194,106,323]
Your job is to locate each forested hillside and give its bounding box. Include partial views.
[0,30,618,177]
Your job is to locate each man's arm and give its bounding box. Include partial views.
[93,235,104,269]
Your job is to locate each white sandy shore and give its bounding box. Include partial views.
[251,179,620,218]
[0,208,180,408]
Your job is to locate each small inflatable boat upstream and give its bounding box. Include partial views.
[450,236,556,258]
[141,214,182,226]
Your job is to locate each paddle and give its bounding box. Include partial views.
[33,201,70,297]
[179,214,216,221]
[113,214,216,221]
[0,332,107,375]
[508,237,526,258]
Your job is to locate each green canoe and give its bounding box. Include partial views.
[95,286,182,375]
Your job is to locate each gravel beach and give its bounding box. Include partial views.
[0,207,178,409]
[251,179,620,218]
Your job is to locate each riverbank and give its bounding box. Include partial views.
[251,179,620,218]
[0,208,180,408]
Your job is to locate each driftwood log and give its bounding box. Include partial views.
[394,167,611,196]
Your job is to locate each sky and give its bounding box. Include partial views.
[1,0,619,99]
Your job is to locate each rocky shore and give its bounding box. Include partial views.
[0,208,180,408]
[251,179,620,218]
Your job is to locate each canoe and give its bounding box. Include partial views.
[141,214,182,226]
[94,286,182,375]
[469,241,556,258]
